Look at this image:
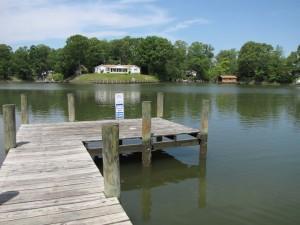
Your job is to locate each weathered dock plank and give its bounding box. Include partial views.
[0,123,135,224]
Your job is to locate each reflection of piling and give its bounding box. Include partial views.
[200,100,209,159]
[102,123,120,198]
[198,159,207,208]
[141,167,152,221]
[67,93,75,122]
[156,93,164,142]
[142,101,152,167]
[3,104,16,154]
[21,94,29,124]
[157,92,164,118]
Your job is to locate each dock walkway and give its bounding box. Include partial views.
[0,118,199,225]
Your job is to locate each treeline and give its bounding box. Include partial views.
[0,34,299,82]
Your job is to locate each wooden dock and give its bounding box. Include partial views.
[0,94,209,225]
[0,118,200,225]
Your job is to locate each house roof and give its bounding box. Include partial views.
[96,64,139,68]
[220,75,237,79]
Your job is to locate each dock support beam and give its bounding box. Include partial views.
[21,94,29,124]
[67,93,75,122]
[157,92,164,118]
[142,101,152,167]
[200,100,209,159]
[3,104,16,153]
[102,123,120,198]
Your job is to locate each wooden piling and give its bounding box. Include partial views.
[200,99,209,159]
[142,101,152,167]
[3,104,16,153]
[157,92,164,118]
[102,123,120,198]
[21,94,29,124]
[67,93,75,122]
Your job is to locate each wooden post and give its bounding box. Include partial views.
[157,92,164,118]
[21,94,29,124]
[67,93,75,122]
[200,100,209,159]
[3,104,16,153]
[142,101,152,167]
[102,123,120,198]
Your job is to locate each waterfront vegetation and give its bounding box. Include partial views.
[71,73,159,83]
[0,35,299,83]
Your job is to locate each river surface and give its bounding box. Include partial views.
[0,83,299,225]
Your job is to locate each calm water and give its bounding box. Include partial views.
[0,83,300,225]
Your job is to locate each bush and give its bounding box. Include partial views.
[49,73,64,82]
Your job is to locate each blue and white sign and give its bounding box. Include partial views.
[115,93,124,119]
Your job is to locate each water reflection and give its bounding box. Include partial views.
[141,167,151,221]
[95,90,140,104]
[95,150,208,222]
[1,83,300,225]
[198,159,207,208]
[1,84,300,126]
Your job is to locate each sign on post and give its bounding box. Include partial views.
[115,93,124,120]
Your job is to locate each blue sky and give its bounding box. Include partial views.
[0,0,299,54]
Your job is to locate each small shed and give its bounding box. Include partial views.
[218,75,238,84]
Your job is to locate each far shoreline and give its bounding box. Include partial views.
[0,79,298,87]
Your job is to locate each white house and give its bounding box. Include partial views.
[186,70,197,77]
[94,64,141,74]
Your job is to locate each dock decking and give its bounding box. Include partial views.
[0,118,200,225]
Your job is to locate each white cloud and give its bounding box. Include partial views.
[0,0,211,45]
[0,0,172,43]
[164,18,211,33]
[119,0,157,4]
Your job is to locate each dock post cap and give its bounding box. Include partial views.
[2,104,16,108]
[102,122,119,127]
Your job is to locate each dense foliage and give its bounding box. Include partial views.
[0,35,299,83]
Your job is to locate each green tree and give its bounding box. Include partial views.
[186,42,214,80]
[137,36,173,80]
[48,48,64,73]
[108,37,143,66]
[12,47,32,80]
[0,44,13,79]
[166,40,188,80]
[266,46,291,83]
[86,38,109,72]
[216,49,238,74]
[209,49,238,81]
[238,41,274,82]
[29,44,51,78]
[286,45,300,81]
[62,34,89,77]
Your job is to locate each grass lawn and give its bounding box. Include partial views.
[70,73,159,83]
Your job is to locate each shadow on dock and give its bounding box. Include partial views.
[0,191,19,205]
